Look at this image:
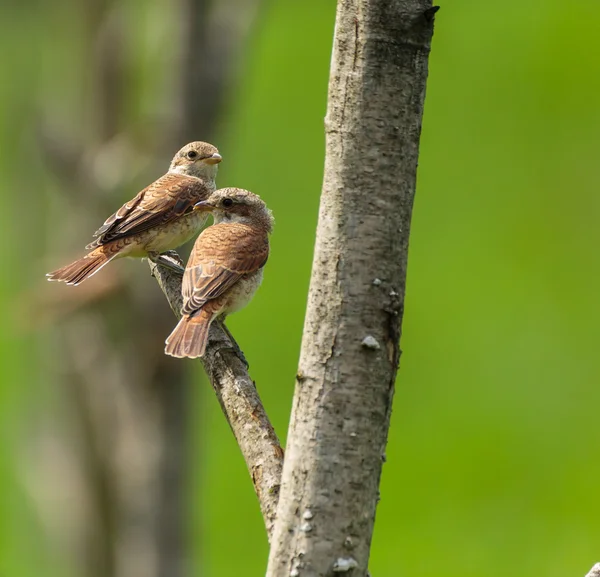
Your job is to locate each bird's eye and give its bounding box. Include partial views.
[222,198,234,208]
[186,150,198,160]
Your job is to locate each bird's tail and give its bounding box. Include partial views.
[46,244,121,286]
[165,309,213,359]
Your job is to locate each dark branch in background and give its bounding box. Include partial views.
[37,0,264,576]
[173,0,264,144]
[267,1,437,576]
[149,261,284,540]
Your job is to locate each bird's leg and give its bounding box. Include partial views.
[218,318,249,368]
[161,250,185,269]
[147,251,185,275]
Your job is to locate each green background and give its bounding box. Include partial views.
[1,0,600,576]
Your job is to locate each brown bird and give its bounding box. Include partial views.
[165,187,273,359]
[47,141,222,285]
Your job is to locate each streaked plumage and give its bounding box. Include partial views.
[165,188,273,359]
[47,141,221,285]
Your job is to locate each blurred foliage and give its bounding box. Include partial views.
[1,0,600,576]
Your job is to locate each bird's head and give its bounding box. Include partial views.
[194,188,274,232]
[169,141,222,180]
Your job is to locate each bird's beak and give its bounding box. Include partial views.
[203,152,222,165]
[193,200,216,212]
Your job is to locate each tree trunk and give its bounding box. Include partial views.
[266,1,437,575]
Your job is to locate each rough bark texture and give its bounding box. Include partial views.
[149,261,284,540]
[266,1,437,576]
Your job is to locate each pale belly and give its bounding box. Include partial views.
[221,269,264,315]
[120,212,207,257]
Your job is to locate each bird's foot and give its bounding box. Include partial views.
[162,250,185,268]
[148,251,185,275]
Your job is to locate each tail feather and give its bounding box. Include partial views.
[47,245,119,285]
[165,310,213,359]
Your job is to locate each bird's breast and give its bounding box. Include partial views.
[141,212,207,253]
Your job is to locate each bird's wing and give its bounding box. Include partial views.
[86,173,211,249]
[181,223,269,316]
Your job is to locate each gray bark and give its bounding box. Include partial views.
[266,1,437,576]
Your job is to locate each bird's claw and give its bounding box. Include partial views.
[148,251,185,275]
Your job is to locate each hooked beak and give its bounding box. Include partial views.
[193,200,215,212]
[202,152,222,165]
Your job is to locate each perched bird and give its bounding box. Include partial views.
[47,141,222,285]
[165,188,273,359]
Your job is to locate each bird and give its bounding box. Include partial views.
[165,187,273,359]
[46,141,222,285]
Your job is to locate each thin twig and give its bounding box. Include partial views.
[149,259,284,540]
